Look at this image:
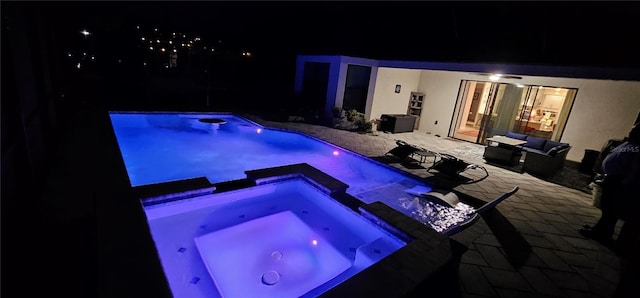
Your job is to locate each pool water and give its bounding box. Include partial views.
[144,178,406,298]
[110,113,414,193]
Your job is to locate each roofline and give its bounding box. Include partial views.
[296,55,640,81]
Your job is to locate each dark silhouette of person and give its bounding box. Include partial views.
[579,123,640,298]
[579,123,640,243]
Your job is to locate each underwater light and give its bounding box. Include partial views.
[312,239,318,246]
[333,151,339,156]
[256,128,262,134]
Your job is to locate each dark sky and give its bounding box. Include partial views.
[27,1,640,67]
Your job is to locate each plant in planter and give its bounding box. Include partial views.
[354,116,373,133]
[346,109,359,122]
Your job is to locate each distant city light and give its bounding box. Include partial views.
[156,39,161,43]
[211,48,215,52]
[67,52,72,57]
[173,49,177,53]
[187,44,191,47]
[168,40,172,44]
[136,25,140,30]
[161,48,166,52]
[91,56,95,60]
[181,43,185,47]
[76,62,81,69]
[83,52,87,56]
[183,34,186,38]
[154,28,158,32]
[172,32,176,36]
[165,65,169,69]
[80,29,90,36]
[141,37,145,41]
[149,46,154,50]
[118,59,122,64]
[143,62,147,66]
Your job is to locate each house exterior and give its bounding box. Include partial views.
[294,55,640,162]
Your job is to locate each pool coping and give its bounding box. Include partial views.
[139,162,464,297]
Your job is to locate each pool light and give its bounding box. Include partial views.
[312,239,318,246]
[256,128,262,134]
[333,151,339,156]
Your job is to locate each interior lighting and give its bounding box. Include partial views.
[489,74,502,81]
[516,84,524,88]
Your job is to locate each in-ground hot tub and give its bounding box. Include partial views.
[143,177,406,298]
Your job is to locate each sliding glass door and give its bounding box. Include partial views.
[450,80,577,143]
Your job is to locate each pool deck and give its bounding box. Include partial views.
[23,109,629,297]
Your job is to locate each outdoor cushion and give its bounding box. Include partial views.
[547,147,559,157]
[506,131,528,140]
[543,140,563,152]
[525,136,547,150]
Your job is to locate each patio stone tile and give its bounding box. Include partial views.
[480,267,533,291]
[542,233,581,253]
[509,219,541,236]
[562,289,601,298]
[473,234,501,247]
[542,269,590,292]
[505,201,539,212]
[580,269,620,298]
[518,266,565,297]
[537,212,570,223]
[532,247,573,272]
[522,235,556,249]
[476,244,514,271]
[552,251,595,268]
[528,222,562,234]
[526,202,556,214]
[461,249,489,266]
[519,210,548,223]
[459,265,497,296]
[561,236,602,251]
[503,210,530,221]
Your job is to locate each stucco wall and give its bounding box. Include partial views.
[369,67,421,120]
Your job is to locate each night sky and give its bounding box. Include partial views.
[41,1,640,68]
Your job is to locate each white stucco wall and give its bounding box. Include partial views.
[369,67,421,120]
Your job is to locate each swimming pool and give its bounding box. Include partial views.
[109,112,475,233]
[144,177,406,298]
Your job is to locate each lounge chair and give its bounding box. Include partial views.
[385,140,438,165]
[443,186,519,236]
[427,153,489,184]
